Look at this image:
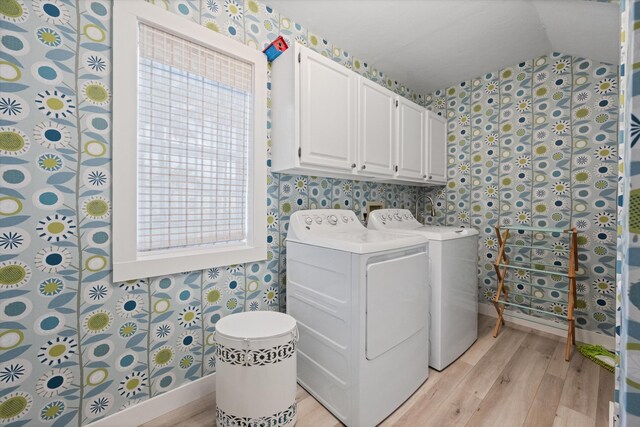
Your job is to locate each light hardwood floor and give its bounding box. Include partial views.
[142,315,613,427]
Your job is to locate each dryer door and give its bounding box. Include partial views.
[366,250,428,360]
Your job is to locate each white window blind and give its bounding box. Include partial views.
[137,23,253,252]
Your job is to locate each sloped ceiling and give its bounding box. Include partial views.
[266,0,620,94]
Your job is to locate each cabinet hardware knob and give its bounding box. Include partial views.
[429,175,432,179]
[361,165,366,170]
[423,175,427,178]
[351,163,356,168]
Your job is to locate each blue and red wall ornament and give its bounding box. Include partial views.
[263,36,288,62]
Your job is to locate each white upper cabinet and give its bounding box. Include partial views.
[396,97,425,181]
[271,43,357,175]
[358,79,395,177]
[299,47,358,172]
[271,43,441,186]
[424,111,447,183]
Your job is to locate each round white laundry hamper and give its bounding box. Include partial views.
[214,311,298,427]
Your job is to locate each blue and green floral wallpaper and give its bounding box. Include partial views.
[0,0,425,425]
[617,1,640,424]
[423,53,619,337]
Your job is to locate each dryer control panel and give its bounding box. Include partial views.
[291,209,362,232]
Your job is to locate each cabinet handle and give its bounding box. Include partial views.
[429,175,432,179]
[351,163,356,168]
[423,174,427,179]
[361,165,366,170]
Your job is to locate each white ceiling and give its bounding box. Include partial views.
[266,0,620,94]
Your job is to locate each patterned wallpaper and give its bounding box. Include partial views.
[422,53,620,337]
[0,0,425,425]
[617,1,640,424]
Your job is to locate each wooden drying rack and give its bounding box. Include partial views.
[492,225,578,361]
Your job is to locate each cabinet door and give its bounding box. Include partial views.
[299,47,357,172]
[425,111,447,183]
[358,79,395,177]
[396,98,424,180]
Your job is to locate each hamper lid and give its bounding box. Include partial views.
[215,311,296,340]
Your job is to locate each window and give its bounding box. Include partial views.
[113,0,267,281]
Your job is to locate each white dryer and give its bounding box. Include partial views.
[286,209,430,427]
[368,209,479,371]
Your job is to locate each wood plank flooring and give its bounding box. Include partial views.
[142,315,613,427]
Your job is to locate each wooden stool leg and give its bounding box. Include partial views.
[567,229,578,355]
[493,316,502,338]
[493,302,506,338]
[571,278,577,345]
[565,324,572,361]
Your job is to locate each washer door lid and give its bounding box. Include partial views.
[365,251,428,360]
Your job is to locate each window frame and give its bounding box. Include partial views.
[112,0,267,282]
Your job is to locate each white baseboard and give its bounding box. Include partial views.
[478,303,615,349]
[90,373,216,427]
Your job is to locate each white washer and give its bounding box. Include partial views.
[368,208,479,371]
[286,209,430,427]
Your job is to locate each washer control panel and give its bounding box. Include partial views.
[368,209,422,228]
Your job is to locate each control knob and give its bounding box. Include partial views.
[314,216,322,224]
[327,214,338,225]
[342,215,349,223]
[305,217,313,225]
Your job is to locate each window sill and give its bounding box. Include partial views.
[113,245,267,282]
